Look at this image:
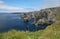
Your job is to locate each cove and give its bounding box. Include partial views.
[0,13,51,32]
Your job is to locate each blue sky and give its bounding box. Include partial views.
[0,0,60,12]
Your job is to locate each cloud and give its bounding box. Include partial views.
[0,0,4,4]
[45,0,60,6]
[40,0,60,9]
[0,0,60,13]
[0,0,28,12]
[0,5,23,11]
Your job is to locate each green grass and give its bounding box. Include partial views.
[0,21,60,39]
[38,21,60,39]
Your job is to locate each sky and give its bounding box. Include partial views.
[0,0,60,12]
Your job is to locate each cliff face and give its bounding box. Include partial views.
[21,7,60,25]
[47,7,60,14]
[41,7,60,21]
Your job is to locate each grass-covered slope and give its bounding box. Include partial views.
[38,21,60,39]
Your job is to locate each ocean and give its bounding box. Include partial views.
[0,13,48,32]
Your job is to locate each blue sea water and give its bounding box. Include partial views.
[0,13,48,32]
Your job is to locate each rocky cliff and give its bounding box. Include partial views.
[20,7,60,26]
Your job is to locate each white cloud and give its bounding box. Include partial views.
[0,5,23,10]
[0,0,28,12]
[40,0,60,9]
[0,0,60,13]
[0,0,4,4]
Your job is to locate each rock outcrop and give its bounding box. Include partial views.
[21,7,57,26]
